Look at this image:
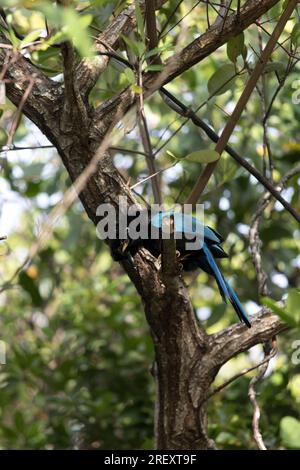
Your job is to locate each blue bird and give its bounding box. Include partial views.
[111,210,251,328]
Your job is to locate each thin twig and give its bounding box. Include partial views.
[0,143,147,157]
[0,106,126,294]
[137,61,162,204]
[130,161,177,191]
[249,161,300,297]
[205,346,277,402]
[6,76,35,147]
[185,0,299,205]
[160,0,202,39]
[160,87,300,224]
[248,339,276,450]
[159,0,184,38]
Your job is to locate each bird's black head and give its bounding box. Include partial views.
[110,237,142,263]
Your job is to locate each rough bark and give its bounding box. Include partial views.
[0,0,288,449]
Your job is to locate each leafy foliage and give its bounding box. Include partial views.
[0,0,300,450]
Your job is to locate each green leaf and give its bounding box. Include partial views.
[286,289,300,323]
[264,61,286,77]
[145,64,164,72]
[38,3,93,57]
[22,163,44,179]
[0,127,7,144]
[262,298,299,328]
[131,84,142,94]
[207,64,237,96]
[123,67,135,84]
[25,181,41,198]
[166,150,178,160]
[122,35,146,58]
[227,33,245,63]
[14,411,25,434]
[135,1,145,42]
[7,27,20,48]
[144,44,172,59]
[19,271,43,307]
[282,0,290,10]
[20,30,42,49]
[214,153,238,186]
[184,149,220,164]
[280,416,300,449]
[62,10,94,57]
[291,23,300,47]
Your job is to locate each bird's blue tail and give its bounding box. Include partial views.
[202,244,251,328]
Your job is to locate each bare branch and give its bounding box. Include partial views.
[186,0,299,204]
[160,87,300,224]
[92,1,283,149]
[248,339,276,450]
[61,41,89,134]
[137,62,162,204]
[249,161,300,296]
[208,308,287,366]
[0,35,63,143]
[213,0,233,28]
[0,105,128,294]
[75,0,167,97]
[154,0,281,86]
[6,75,35,147]
[145,0,161,65]
[206,345,277,402]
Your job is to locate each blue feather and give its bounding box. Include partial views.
[224,281,251,328]
[202,243,251,327]
[202,243,230,299]
[150,211,251,328]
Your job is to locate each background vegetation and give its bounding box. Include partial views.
[0,0,300,449]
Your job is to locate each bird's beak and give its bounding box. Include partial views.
[121,240,129,253]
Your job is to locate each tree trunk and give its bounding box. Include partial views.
[0,0,289,447]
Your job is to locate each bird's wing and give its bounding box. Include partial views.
[150,212,223,244]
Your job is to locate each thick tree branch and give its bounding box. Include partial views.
[1,0,293,450]
[208,308,287,367]
[61,41,90,134]
[75,0,167,97]
[92,0,282,138]
[145,0,281,90]
[0,35,62,143]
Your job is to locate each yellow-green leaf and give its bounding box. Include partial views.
[280,417,300,449]
[291,23,300,47]
[184,149,220,164]
[20,30,42,49]
[207,64,237,96]
[227,33,245,63]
